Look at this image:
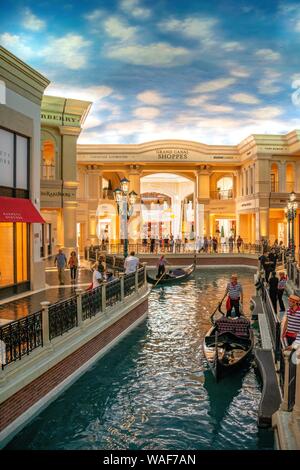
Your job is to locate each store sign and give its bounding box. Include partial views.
[41,112,81,127]
[0,129,14,187]
[156,149,189,160]
[40,187,76,207]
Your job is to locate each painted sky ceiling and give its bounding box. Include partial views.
[1,0,300,145]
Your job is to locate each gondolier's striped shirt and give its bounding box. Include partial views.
[286,307,300,339]
[226,282,243,300]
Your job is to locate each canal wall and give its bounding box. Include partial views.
[0,273,150,448]
[139,253,259,268]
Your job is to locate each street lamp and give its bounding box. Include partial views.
[285,191,298,260]
[114,178,137,258]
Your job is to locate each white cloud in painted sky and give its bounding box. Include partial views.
[137,90,170,105]
[134,107,161,119]
[120,0,151,19]
[106,43,190,67]
[45,83,113,102]
[84,9,104,22]
[23,8,45,31]
[0,33,36,59]
[255,49,281,61]
[43,34,91,70]
[104,17,138,41]
[230,93,261,104]
[159,17,218,45]
[193,78,236,93]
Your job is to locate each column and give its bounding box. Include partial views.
[279,161,286,192]
[196,166,210,238]
[295,163,300,193]
[254,156,271,194]
[128,165,141,242]
[256,208,269,241]
[63,200,77,256]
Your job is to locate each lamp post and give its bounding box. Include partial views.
[284,191,298,260]
[113,178,137,258]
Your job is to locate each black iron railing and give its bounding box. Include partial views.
[124,272,136,297]
[106,279,121,307]
[0,311,43,369]
[81,286,102,320]
[261,284,281,361]
[49,296,78,340]
[138,267,144,287]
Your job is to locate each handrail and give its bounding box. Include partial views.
[0,265,147,369]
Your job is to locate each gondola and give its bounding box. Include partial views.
[146,258,196,286]
[203,307,254,382]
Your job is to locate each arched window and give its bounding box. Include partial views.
[270,163,279,192]
[286,163,295,193]
[41,140,55,180]
[216,176,233,199]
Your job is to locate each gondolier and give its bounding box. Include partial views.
[225,274,243,318]
[281,294,300,348]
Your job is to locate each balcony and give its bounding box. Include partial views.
[271,181,295,193]
[210,189,233,200]
[41,164,55,180]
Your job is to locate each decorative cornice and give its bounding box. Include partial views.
[0,46,50,105]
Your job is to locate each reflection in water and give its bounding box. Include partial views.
[7,269,274,450]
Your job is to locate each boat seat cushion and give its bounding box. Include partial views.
[216,317,250,337]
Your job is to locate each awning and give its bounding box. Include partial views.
[0,197,45,223]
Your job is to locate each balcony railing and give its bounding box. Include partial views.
[41,164,55,180]
[270,180,295,193]
[210,189,233,200]
[0,264,147,368]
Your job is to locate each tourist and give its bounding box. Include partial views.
[169,234,174,253]
[195,236,202,253]
[68,251,78,283]
[278,271,288,315]
[156,255,168,278]
[268,248,278,272]
[92,263,104,289]
[54,248,67,286]
[259,251,271,282]
[236,235,243,253]
[124,251,139,274]
[225,274,243,318]
[150,237,155,254]
[212,236,218,253]
[203,236,209,253]
[268,271,279,313]
[106,271,117,282]
[281,294,300,349]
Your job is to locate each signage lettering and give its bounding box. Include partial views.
[41,190,75,198]
[156,149,188,160]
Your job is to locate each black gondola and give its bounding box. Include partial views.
[203,313,254,382]
[147,258,196,285]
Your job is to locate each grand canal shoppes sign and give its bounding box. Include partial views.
[78,143,239,163]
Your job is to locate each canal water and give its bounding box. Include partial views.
[7,268,274,450]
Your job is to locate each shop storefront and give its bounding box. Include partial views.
[0,127,44,298]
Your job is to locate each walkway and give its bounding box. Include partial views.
[0,260,93,323]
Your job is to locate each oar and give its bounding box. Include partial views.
[210,293,227,325]
[151,271,167,289]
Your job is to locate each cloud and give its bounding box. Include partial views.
[45,84,113,102]
[185,95,211,106]
[202,104,234,113]
[230,93,261,104]
[134,107,160,119]
[43,34,91,69]
[83,115,103,129]
[246,106,284,119]
[255,49,281,61]
[0,33,35,59]
[120,0,151,19]
[104,17,137,41]
[158,16,218,45]
[228,66,250,78]
[192,78,236,93]
[23,8,45,31]
[106,42,190,67]
[137,90,170,105]
[84,9,104,21]
[222,42,245,52]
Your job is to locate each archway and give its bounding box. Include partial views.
[140,173,196,240]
